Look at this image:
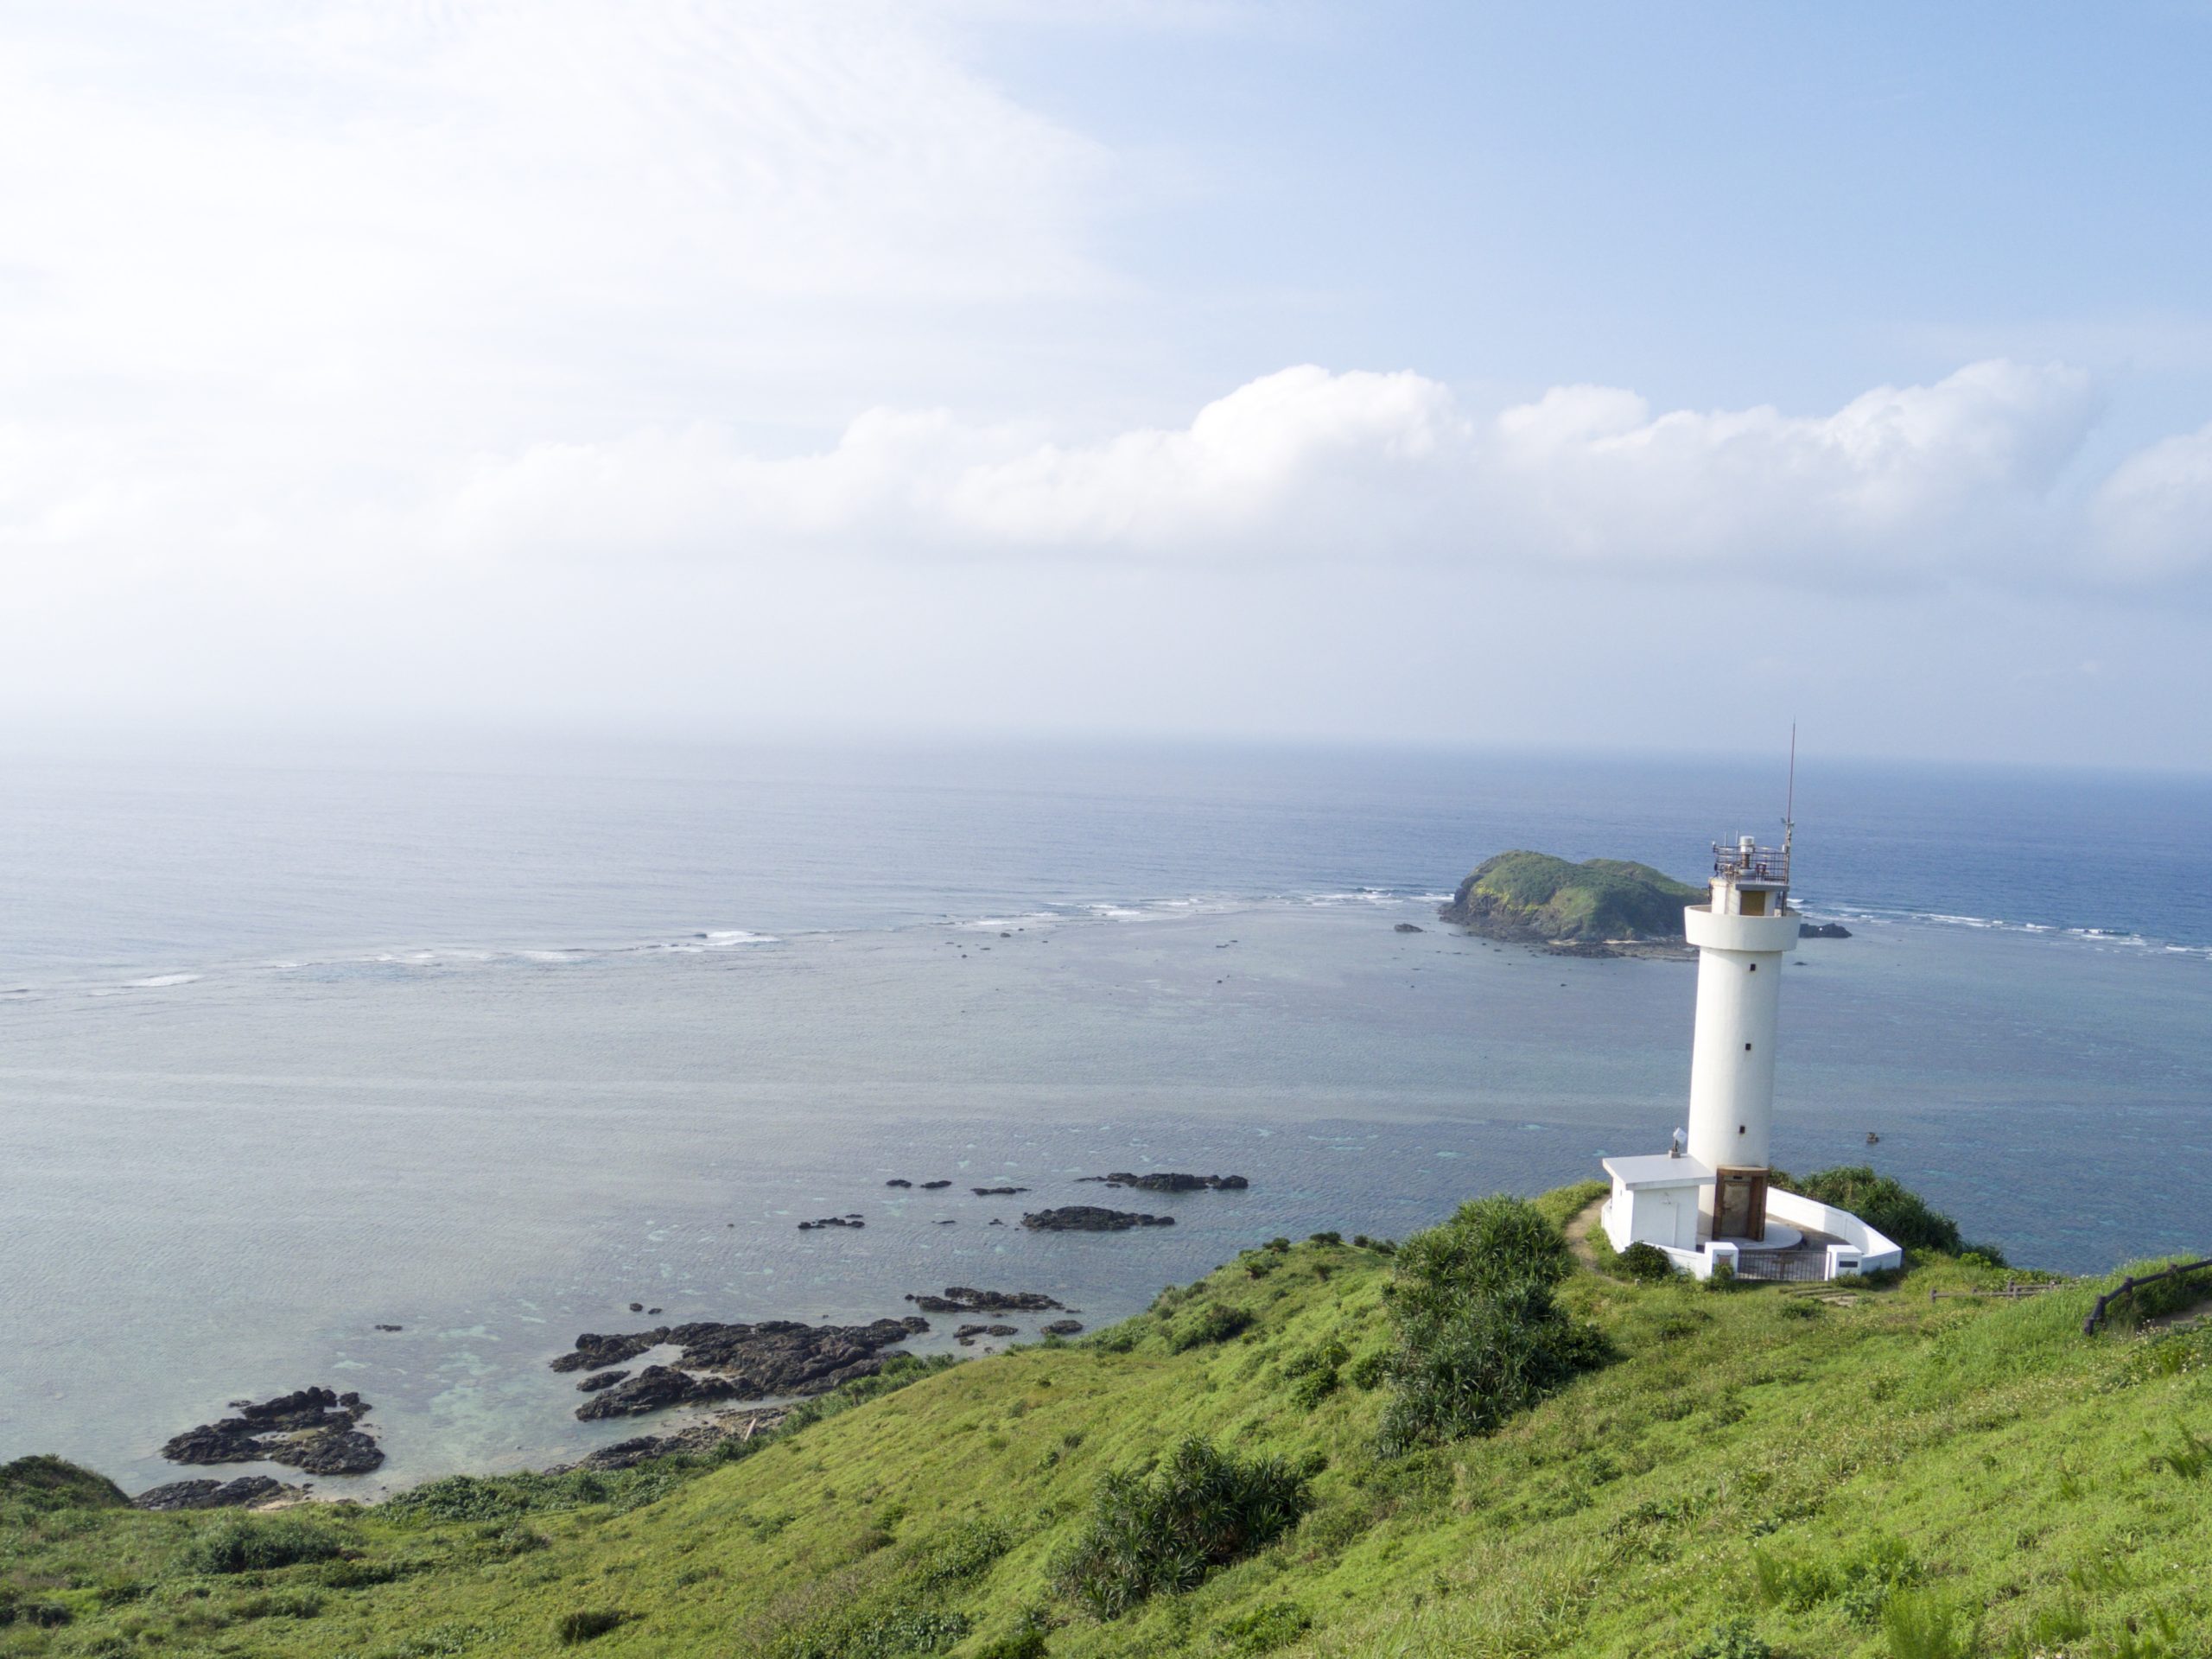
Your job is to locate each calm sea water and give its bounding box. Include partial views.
[2,739,2208,1493]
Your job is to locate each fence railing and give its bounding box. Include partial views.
[2082,1258,2212,1336]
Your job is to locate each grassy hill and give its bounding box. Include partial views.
[1440,852,1704,945]
[6,1185,2211,1659]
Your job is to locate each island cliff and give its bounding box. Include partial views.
[1440,850,1701,952]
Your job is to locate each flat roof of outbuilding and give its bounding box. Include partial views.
[1601,1153,1716,1190]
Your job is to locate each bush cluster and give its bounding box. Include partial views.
[1377,1195,1610,1452]
[1618,1241,1676,1282]
[1053,1436,1311,1619]
[184,1516,346,1576]
[1166,1303,1255,1352]
[1779,1166,1963,1255]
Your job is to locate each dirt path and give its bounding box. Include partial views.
[1566,1193,1607,1271]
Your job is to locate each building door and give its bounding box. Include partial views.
[1715,1169,1768,1240]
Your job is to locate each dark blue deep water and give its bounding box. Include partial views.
[3,738,2207,1491]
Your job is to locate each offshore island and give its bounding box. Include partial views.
[3,836,2202,1657]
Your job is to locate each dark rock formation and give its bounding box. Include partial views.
[575,1365,741,1421]
[935,1219,957,1226]
[885,1179,912,1188]
[546,1408,788,1472]
[132,1476,286,1511]
[551,1331,669,1375]
[629,1302,645,1313]
[1080,1172,1246,1193]
[576,1370,632,1393]
[954,1324,1020,1344]
[158,1387,382,1475]
[920,1180,952,1190]
[1394,922,1423,933]
[906,1287,1065,1313]
[971,1185,1028,1196]
[282,1429,383,1475]
[373,1323,403,1332]
[1800,921,1853,938]
[798,1216,864,1230]
[555,1316,928,1415]
[1041,1319,1084,1337]
[1020,1206,1174,1231]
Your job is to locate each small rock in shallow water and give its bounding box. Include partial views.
[1395,922,1423,933]
[885,1179,912,1188]
[629,1302,644,1313]
[1041,1319,1084,1337]
[1020,1206,1175,1232]
[133,1476,287,1512]
[576,1370,631,1392]
[373,1323,403,1332]
[920,1179,952,1190]
[972,1185,1028,1196]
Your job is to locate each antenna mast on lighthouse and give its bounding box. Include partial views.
[1782,722,1796,867]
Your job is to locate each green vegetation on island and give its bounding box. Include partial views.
[6,1180,2212,1658]
[1440,850,1703,947]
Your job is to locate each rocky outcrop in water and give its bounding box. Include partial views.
[954,1324,1019,1345]
[1020,1206,1175,1231]
[575,1365,741,1421]
[1079,1172,1247,1193]
[554,1316,929,1417]
[1799,921,1853,938]
[546,1408,789,1472]
[885,1179,912,1188]
[132,1476,289,1511]
[552,1332,669,1375]
[919,1180,952,1190]
[576,1370,631,1393]
[798,1215,865,1231]
[157,1388,384,1475]
[1394,922,1423,933]
[1041,1319,1084,1337]
[971,1185,1028,1196]
[906,1287,1064,1313]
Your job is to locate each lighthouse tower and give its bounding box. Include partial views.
[1683,830,1797,1240]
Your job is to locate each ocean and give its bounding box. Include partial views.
[3,737,2208,1494]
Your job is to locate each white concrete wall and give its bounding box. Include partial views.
[1684,903,1796,1178]
[1605,1184,1706,1254]
[1766,1188,1905,1273]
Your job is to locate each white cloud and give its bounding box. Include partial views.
[2091,421,2212,584]
[433,359,2120,588]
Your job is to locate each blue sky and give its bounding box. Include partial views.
[3,3,2210,766]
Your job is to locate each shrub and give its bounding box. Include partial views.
[1053,1437,1311,1618]
[1688,1617,1772,1659]
[0,1455,128,1516]
[1216,1600,1313,1654]
[1309,1230,1343,1246]
[554,1608,625,1644]
[185,1516,346,1575]
[1347,1350,1389,1389]
[1166,1303,1255,1352]
[1783,1166,1962,1255]
[1619,1241,1676,1282]
[1376,1196,1609,1452]
[1881,1591,1971,1659]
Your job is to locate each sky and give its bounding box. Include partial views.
[4,1,2212,767]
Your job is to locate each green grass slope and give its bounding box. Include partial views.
[1441,853,1704,943]
[7,1186,2211,1659]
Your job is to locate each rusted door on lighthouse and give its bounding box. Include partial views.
[1715,1169,1768,1240]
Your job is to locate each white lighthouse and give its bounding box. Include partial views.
[1683,832,1797,1240]
[1598,795,1906,1281]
